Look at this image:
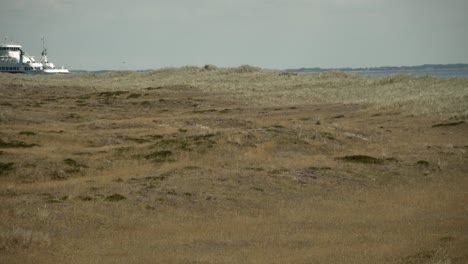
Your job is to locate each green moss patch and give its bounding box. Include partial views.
[104,194,126,202]
[63,158,88,173]
[432,121,464,127]
[0,162,14,175]
[0,140,38,148]
[127,93,142,99]
[337,155,385,164]
[144,150,173,162]
[119,136,151,144]
[97,91,129,97]
[19,131,36,136]
[416,160,430,166]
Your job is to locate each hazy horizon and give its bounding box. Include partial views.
[2,0,468,71]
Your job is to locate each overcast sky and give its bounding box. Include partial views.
[2,0,467,70]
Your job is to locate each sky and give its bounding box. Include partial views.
[1,0,467,71]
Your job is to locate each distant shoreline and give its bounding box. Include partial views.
[69,64,468,77]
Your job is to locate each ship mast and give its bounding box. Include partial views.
[40,37,48,63]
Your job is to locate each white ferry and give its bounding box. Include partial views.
[0,38,69,74]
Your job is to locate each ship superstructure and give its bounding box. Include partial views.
[0,38,69,74]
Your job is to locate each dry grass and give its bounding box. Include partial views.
[1,66,467,115]
[0,68,467,263]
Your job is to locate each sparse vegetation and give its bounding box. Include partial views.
[0,226,51,250]
[0,68,467,263]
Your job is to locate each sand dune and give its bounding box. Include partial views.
[1,67,467,263]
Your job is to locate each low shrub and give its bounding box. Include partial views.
[337,155,384,164]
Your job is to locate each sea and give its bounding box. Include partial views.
[288,65,468,78]
[351,68,468,78]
